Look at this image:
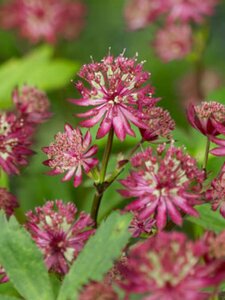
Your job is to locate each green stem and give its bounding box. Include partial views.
[91,191,103,228]
[99,128,114,183]
[203,137,210,170]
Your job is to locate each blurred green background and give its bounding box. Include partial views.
[0,0,225,222]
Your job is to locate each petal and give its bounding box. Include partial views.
[156,198,167,230]
[82,158,99,173]
[62,167,76,181]
[166,199,183,226]
[80,108,107,128]
[73,165,82,187]
[69,98,105,106]
[83,130,92,148]
[210,147,225,156]
[172,196,199,217]
[83,145,98,158]
[96,109,113,139]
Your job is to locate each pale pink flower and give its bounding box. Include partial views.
[43,124,98,187]
[119,231,225,300]
[0,0,86,44]
[71,53,157,141]
[13,85,51,125]
[119,144,205,230]
[26,200,95,274]
[79,281,118,300]
[0,112,34,175]
[153,24,193,62]
[140,106,175,141]
[0,188,18,217]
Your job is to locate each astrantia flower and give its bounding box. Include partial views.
[129,214,155,237]
[0,0,86,44]
[79,281,119,300]
[153,24,193,62]
[187,101,225,137]
[26,200,94,274]
[204,231,225,261]
[0,112,34,174]
[124,0,168,30]
[140,106,175,141]
[43,124,98,187]
[167,0,219,24]
[13,85,51,125]
[0,188,18,217]
[0,267,8,284]
[206,171,225,217]
[71,53,157,141]
[119,232,224,300]
[119,144,205,229]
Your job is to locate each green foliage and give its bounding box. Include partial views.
[0,212,54,300]
[0,296,22,300]
[0,45,78,109]
[57,211,131,300]
[187,204,225,233]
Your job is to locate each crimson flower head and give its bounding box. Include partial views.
[0,0,86,44]
[140,106,175,141]
[187,101,225,137]
[71,52,157,141]
[167,0,219,24]
[119,143,205,230]
[0,112,34,175]
[153,24,193,62]
[13,85,51,125]
[206,171,225,218]
[129,213,155,238]
[79,281,118,300]
[0,188,18,217]
[119,232,224,300]
[43,124,98,187]
[26,200,95,274]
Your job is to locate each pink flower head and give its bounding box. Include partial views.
[119,231,224,300]
[167,0,219,24]
[71,52,157,141]
[206,171,225,217]
[119,143,205,230]
[129,213,155,237]
[0,112,34,175]
[43,124,98,187]
[153,24,193,62]
[0,267,8,284]
[79,281,118,300]
[140,106,175,141]
[13,85,51,125]
[0,188,18,217]
[124,0,169,31]
[26,200,95,274]
[204,231,225,261]
[0,0,86,44]
[187,101,225,137]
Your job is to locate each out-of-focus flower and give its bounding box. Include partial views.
[129,213,155,237]
[26,200,94,274]
[0,112,34,175]
[0,188,18,217]
[204,231,225,260]
[43,124,98,187]
[124,0,168,30]
[187,101,225,137]
[140,106,175,141]
[0,267,8,284]
[153,24,193,62]
[119,231,225,300]
[119,144,205,230]
[206,171,225,217]
[167,0,219,24]
[0,0,86,44]
[79,281,119,300]
[71,53,157,141]
[13,85,51,125]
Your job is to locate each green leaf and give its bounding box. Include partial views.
[0,296,22,300]
[0,45,78,109]
[57,211,131,300]
[187,204,225,233]
[0,212,54,300]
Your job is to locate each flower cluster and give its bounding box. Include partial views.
[43,124,99,187]
[26,200,95,274]
[0,0,86,44]
[124,0,219,61]
[119,143,205,229]
[118,231,225,300]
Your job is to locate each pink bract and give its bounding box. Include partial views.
[0,112,34,175]
[153,24,193,62]
[119,144,205,230]
[119,231,225,300]
[43,124,98,187]
[0,0,86,44]
[26,200,95,275]
[71,53,157,141]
